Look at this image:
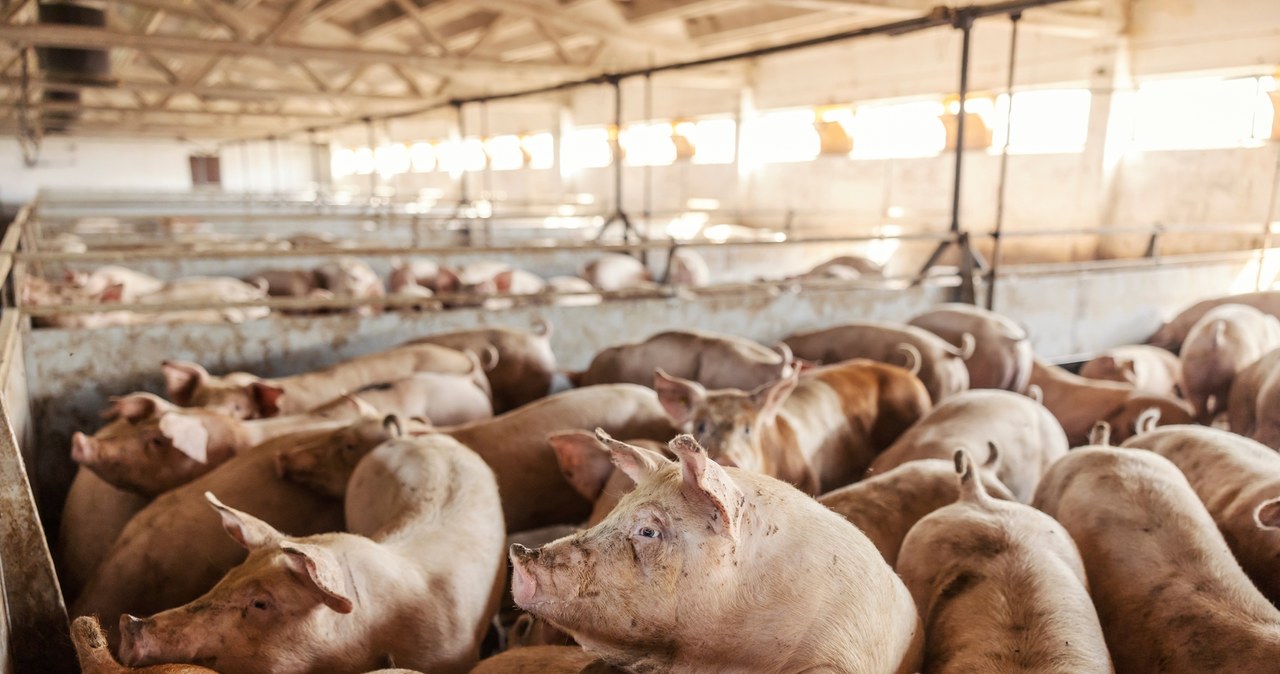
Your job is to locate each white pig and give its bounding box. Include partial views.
[1180,303,1280,423]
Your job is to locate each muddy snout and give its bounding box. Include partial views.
[509,544,541,607]
[117,614,154,667]
[70,431,97,464]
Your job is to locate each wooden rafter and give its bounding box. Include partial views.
[471,0,692,53]
[258,0,324,44]
[0,75,424,104]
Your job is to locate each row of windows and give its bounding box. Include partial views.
[331,76,1276,179]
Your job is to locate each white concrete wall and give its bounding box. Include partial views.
[0,137,196,205]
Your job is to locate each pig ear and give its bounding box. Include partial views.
[103,392,171,422]
[1254,497,1280,530]
[1118,358,1138,383]
[668,434,744,540]
[279,541,354,614]
[158,413,210,464]
[205,492,282,550]
[97,283,125,304]
[436,267,461,293]
[162,360,209,406]
[252,382,286,417]
[595,428,670,485]
[493,269,515,293]
[342,394,380,418]
[383,414,404,439]
[549,430,617,501]
[654,369,705,425]
[748,369,800,420]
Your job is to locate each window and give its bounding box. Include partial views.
[620,122,677,167]
[742,109,821,165]
[409,142,436,172]
[375,143,410,177]
[562,127,613,171]
[521,133,555,169]
[687,118,736,165]
[352,146,375,175]
[992,89,1092,154]
[438,138,487,174]
[485,135,525,171]
[1132,76,1274,150]
[848,100,947,159]
[330,147,356,179]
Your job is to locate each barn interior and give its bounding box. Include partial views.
[1,0,1280,672]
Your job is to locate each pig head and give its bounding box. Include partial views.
[163,360,286,419]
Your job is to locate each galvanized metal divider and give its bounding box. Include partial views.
[0,201,76,674]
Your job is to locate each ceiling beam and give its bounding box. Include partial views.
[0,75,426,104]
[0,23,590,76]
[31,100,340,120]
[470,0,692,54]
[258,0,325,44]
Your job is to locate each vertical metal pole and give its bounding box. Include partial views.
[986,12,1021,310]
[1257,141,1280,290]
[363,117,377,199]
[480,100,492,202]
[612,76,627,243]
[455,101,470,206]
[307,128,319,192]
[239,141,250,195]
[644,72,654,234]
[269,135,280,197]
[950,14,975,303]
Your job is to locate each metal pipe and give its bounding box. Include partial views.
[363,117,377,198]
[986,11,1021,310]
[611,77,626,239]
[948,16,973,237]
[269,135,281,197]
[643,72,654,229]
[1257,141,1280,290]
[454,101,469,205]
[480,100,493,202]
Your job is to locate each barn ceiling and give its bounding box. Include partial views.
[0,0,1112,141]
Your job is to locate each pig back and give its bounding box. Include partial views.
[1148,291,1280,352]
[1122,426,1280,605]
[447,384,677,531]
[1033,448,1280,673]
[908,303,1032,392]
[783,322,968,402]
[58,468,150,605]
[74,433,345,638]
[411,326,557,412]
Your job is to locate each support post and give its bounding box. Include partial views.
[595,76,642,248]
[362,117,377,199]
[269,135,281,198]
[986,11,1021,310]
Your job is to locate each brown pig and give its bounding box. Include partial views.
[469,647,597,674]
[1180,303,1280,422]
[276,384,678,532]
[72,420,399,644]
[908,303,1033,392]
[896,450,1113,673]
[510,432,922,673]
[71,393,373,496]
[119,429,505,674]
[1228,347,1280,447]
[1029,358,1193,446]
[59,469,150,604]
[547,430,669,527]
[784,321,971,402]
[1033,447,1280,673]
[656,359,930,494]
[1148,290,1280,352]
[572,329,795,391]
[1121,425,1280,604]
[865,389,1067,502]
[162,342,489,418]
[1079,344,1183,397]
[818,458,1015,566]
[72,616,217,674]
[409,322,557,412]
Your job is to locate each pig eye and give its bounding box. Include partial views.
[741,425,751,437]
[695,421,709,436]
[251,599,270,611]
[635,526,661,540]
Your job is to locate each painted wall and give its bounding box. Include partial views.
[0,137,198,206]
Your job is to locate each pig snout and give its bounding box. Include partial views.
[118,614,157,667]
[71,432,97,464]
[509,544,541,607]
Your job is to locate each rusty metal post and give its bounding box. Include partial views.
[986,11,1022,310]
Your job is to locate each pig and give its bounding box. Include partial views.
[410,322,557,412]
[1029,357,1194,446]
[1079,344,1184,396]
[909,303,1032,392]
[510,432,923,673]
[277,384,679,532]
[572,329,795,391]
[72,393,371,496]
[818,458,1015,566]
[68,266,166,301]
[246,268,322,298]
[1033,447,1280,673]
[72,420,398,644]
[469,647,597,674]
[865,389,1067,502]
[1229,347,1280,446]
[59,469,150,604]
[806,254,884,278]
[389,258,440,293]
[162,342,489,418]
[315,256,386,312]
[896,450,1113,673]
[1121,425,1280,604]
[1179,303,1280,422]
[119,429,506,674]
[1148,290,1280,352]
[547,430,669,527]
[543,276,601,306]
[72,615,217,674]
[580,254,652,291]
[34,276,272,328]
[656,358,930,494]
[784,321,972,402]
[438,262,547,300]
[665,249,710,287]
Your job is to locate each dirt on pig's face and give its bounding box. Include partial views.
[510,466,737,661]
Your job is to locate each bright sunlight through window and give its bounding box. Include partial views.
[689,118,736,165]
[992,89,1092,154]
[409,142,436,172]
[620,122,677,167]
[742,109,821,166]
[848,100,947,159]
[562,127,614,171]
[485,135,525,171]
[521,133,555,169]
[1132,77,1274,150]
